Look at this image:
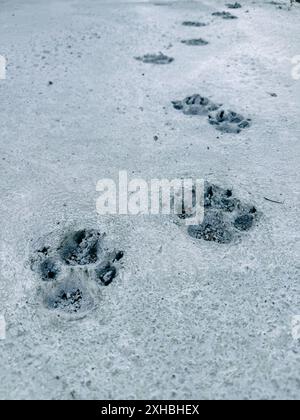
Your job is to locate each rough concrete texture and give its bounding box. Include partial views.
[0,0,300,400]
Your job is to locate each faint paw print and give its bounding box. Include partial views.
[0,314,6,340]
[291,315,300,340]
[291,55,300,80]
[0,55,6,80]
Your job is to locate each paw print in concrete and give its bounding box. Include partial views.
[31,229,124,317]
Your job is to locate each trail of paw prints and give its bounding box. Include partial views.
[172,93,251,134]
[31,229,124,318]
[178,182,259,244]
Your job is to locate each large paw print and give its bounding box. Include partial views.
[31,229,124,317]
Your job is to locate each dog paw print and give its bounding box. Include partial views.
[208,109,251,133]
[31,229,124,317]
[226,2,242,9]
[212,11,238,19]
[181,38,209,46]
[134,52,174,65]
[179,182,259,244]
[58,229,101,266]
[172,94,222,116]
[172,94,251,133]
